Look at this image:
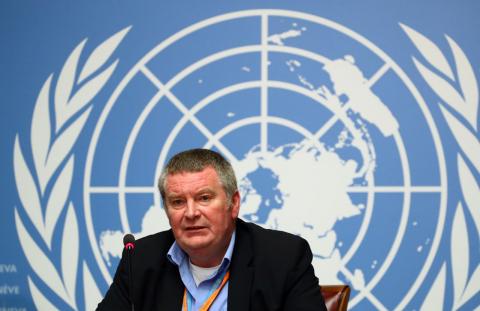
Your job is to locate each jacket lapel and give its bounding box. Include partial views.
[228,220,254,311]
[156,262,184,310]
[152,231,184,310]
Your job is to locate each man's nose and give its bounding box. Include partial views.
[184,199,200,218]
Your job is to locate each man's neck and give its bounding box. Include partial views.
[189,255,223,268]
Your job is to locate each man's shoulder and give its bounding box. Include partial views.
[234,219,314,281]
[133,229,174,256]
[238,219,309,253]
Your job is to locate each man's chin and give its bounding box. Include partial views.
[180,236,212,251]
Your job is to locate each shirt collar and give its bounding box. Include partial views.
[167,229,236,269]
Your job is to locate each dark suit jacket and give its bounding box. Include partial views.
[97,219,326,310]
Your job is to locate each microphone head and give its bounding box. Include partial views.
[123,234,135,250]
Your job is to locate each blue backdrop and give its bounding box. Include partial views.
[1,1,479,310]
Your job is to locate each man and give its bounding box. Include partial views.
[98,149,327,310]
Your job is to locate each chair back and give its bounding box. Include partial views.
[320,285,350,311]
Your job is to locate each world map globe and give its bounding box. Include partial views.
[86,10,446,310]
[235,139,365,284]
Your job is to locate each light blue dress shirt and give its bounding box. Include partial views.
[167,231,236,311]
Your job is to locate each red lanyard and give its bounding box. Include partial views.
[182,270,230,311]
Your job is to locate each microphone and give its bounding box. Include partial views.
[123,234,135,311]
[123,233,135,250]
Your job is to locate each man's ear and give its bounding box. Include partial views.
[230,191,240,219]
[162,200,173,221]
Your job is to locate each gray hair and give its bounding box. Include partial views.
[158,148,238,206]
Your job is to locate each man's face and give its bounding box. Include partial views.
[164,166,240,267]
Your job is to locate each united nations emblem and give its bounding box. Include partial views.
[14,9,479,310]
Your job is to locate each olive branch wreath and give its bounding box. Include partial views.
[401,24,480,310]
[13,27,130,310]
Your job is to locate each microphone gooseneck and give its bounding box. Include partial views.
[123,234,136,311]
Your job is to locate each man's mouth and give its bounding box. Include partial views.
[185,226,206,231]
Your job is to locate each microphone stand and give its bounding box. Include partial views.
[126,246,134,311]
[123,234,136,311]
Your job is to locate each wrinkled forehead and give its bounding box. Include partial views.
[164,167,222,191]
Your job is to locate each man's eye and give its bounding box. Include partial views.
[199,195,211,202]
[170,199,184,207]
